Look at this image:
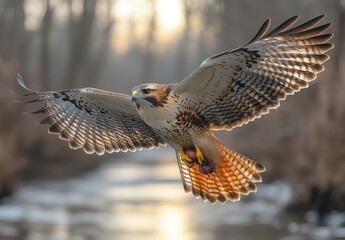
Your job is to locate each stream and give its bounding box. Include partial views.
[0,149,344,240]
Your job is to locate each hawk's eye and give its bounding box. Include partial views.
[142,89,151,94]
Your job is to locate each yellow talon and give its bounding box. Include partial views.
[195,146,204,165]
[180,150,194,167]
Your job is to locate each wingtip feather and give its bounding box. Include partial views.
[266,15,299,37]
[248,18,271,43]
[17,73,27,89]
[17,73,37,93]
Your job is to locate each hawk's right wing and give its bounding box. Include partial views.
[17,74,165,155]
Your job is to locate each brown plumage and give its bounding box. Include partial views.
[17,15,333,204]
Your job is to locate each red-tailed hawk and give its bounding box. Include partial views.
[17,15,333,204]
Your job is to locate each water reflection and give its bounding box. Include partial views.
[0,149,344,240]
[157,205,192,240]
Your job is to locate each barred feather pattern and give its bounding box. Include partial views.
[176,143,266,204]
[16,15,334,205]
[17,75,165,155]
[173,15,333,131]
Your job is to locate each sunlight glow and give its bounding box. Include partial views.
[116,0,136,19]
[24,0,45,30]
[112,0,183,54]
[157,0,182,30]
[158,205,192,240]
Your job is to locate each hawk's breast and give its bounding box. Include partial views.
[137,97,193,147]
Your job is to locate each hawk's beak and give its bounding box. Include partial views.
[131,90,139,102]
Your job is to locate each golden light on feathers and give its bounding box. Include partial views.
[17,15,333,204]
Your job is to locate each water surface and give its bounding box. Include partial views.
[0,149,344,240]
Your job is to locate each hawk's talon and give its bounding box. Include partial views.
[180,150,195,167]
[180,146,204,167]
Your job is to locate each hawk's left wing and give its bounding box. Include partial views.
[17,75,165,155]
[173,15,333,131]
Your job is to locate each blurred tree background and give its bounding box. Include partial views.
[0,0,344,229]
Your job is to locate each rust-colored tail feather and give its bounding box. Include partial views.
[176,144,265,204]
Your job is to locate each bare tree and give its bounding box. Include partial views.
[64,0,97,87]
[86,0,116,84]
[40,0,53,89]
[141,0,157,83]
[175,0,193,81]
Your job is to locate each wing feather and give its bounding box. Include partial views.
[248,18,271,43]
[282,15,326,36]
[173,15,333,131]
[17,74,165,154]
[265,16,299,37]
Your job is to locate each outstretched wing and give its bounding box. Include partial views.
[173,15,333,131]
[17,74,165,155]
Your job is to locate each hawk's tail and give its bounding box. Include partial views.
[176,142,266,204]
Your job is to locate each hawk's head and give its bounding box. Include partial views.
[131,83,172,109]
